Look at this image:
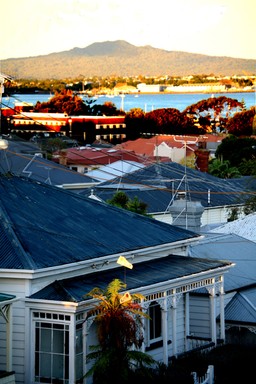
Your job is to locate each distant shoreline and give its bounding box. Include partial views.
[4,89,254,97]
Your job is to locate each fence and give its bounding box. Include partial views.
[191,365,214,384]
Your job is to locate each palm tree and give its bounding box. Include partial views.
[208,158,241,179]
[85,279,155,384]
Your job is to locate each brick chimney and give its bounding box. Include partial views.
[195,141,210,172]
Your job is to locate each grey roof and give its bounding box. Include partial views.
[81,161,254,212]
[224,289,256,325]
[188,232,256,292]
[86,160,145,181]
[0,139,97,186]
[210,213,256,243]
[29,254,231,302]
[0,175,200,270]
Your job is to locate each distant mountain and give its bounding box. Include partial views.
[2,40,256,79]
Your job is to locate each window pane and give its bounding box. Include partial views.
[53,330,64,353]
[52,355,64,378]
[40,352,51,377]
[41,329,52,352]
[76,327,83,354]
[149,303,162,340]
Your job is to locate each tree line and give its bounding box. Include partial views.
[32,90,255,137]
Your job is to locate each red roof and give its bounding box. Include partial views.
[54,147,152,166]
[116,134,225,157]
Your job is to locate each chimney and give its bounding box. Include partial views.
[59,150,67,166]
[169,193,204,233]
[195,142,210,172]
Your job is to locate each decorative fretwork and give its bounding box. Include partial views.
[0,304,10,322]
[168,292,183,308]
[175,278,215,294]
[142,276,220,307]
[85,316,95,331]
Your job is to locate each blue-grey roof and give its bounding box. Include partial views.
[81,162,254,212]
[0,139,97,185]
[188,232,256,292]
[29,254,231,302]
[224,290,256,325]
[0,293,16,303]
[0,175,200,270]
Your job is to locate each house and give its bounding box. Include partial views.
[116,134,223,162]
[0,174,233,384]
[81,161,253,228]
[188,231,256,345]
[52,146,152,174]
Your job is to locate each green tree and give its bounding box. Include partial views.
[208,158,241,179]
[127,196,148,215]
[238,158,256,176]
[215,135,256,172]
[107,191,129,209]
[107,191,148,215]
[243,195,256,215]
[85,279,155,384]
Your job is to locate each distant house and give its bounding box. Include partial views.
[0,174,232,384]
[52,146,151,174]
[8,110,127,144]
[116,134,223,162]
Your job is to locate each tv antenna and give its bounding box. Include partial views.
[166,136,198,229]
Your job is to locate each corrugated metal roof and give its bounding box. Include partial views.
[0,175,199,270]
[29,254,231,302]
[85,161,253,211]
[241,286,256,308]
[210,213,256,243]
[188,233,256,292]
[224,291,256,324]
[0,142,97,185]
[86,160,145,182]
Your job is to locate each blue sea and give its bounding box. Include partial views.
[2,91,255,113]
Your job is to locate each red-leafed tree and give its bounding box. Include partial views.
[225,107,255,136]
[144,108,196,135]
[184,96,244,133]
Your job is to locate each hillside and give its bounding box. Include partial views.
[2,40,256,79]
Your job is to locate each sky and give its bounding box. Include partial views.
[1,0,255,61]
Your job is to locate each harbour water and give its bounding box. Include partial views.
[2,91,255,113]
